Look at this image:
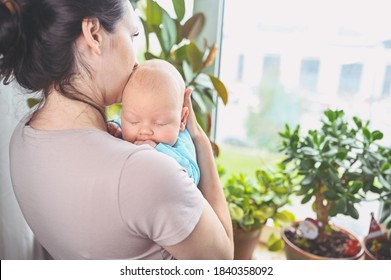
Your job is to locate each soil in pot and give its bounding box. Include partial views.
[283,224,363,259]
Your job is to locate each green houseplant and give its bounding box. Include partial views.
[223,164,295,259]
[278,108,391,259]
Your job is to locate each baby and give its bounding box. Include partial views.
[120,59,200,185]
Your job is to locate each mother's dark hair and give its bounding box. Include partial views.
[0,0,126,114]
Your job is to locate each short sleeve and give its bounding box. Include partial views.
[118,148,205,246]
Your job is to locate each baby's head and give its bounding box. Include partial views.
[121,59,188,146]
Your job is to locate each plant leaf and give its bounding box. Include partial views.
[347,203,359,219]
[372,130,384,141]
[144,51,159,60]
[182,60,193,83]
[362,127,371,141]
[186,41,204,73]
[301,193,312,204]
[203,45,218,68]
[323,148,338,158]
[267,234,284,251]
[378,175,391,190]
[182,12,205,40]
[172,0,185,21]
[330,198,347,216]
[301,147,318,156]
[160,10,177,56]
[27,98,41,108]
[274,211,295,225]
[323,190,339,200]
[301,173,314,186]
[349,181,363,194]
[145,0,162,30]
[229,203,244,221]
[208,74,228,105]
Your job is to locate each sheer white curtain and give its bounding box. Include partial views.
[0,82,47,259]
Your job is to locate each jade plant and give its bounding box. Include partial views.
[223,164,296,250]
[279,109,391,242]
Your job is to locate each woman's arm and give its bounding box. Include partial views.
[164,89,234,259]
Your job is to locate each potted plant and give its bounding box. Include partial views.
[222,164,295,259]
[278,109,391,259]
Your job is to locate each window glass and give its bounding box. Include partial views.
[382,65,391,97]
[215,0,391,237]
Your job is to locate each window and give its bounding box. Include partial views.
[338,63,363,97]
[237,54,245,81]
[299,58,320,93]
[215,0,391,238]
[261,54,280,85]
[382,65,391,97]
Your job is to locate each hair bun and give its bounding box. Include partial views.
[0,0,24,84]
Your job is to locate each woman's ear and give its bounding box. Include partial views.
[81,18,103,55]
[180,106,189,131]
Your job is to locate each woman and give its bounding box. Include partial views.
[0,0,233,259]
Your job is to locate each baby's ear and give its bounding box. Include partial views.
[180,106,189,131]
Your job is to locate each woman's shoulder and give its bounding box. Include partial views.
[10,116,153,164]
[118,143,203,246]
[120,144,196,194]
[123,145,186,174]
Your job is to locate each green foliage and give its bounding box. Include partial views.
[27,98,41,108]
[267,233,285,252]
[223,164,296,232]
[134,0,228,136]
[278,109,391,235]
[295,237,311,249]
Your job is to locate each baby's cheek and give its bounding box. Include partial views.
[166,132,180,146]
[121,128,135,143]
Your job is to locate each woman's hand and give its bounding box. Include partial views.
[183,88,205,141]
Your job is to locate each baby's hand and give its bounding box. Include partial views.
[134,140,158,148]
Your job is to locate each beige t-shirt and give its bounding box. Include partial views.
[9,115,205,259]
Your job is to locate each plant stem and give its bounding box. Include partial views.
[315,183,331,241]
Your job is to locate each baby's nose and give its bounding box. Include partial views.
[139,124,153,135]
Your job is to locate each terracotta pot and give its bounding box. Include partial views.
[364,233,390,260]
[281,222,364,260]
[233,228,261,260]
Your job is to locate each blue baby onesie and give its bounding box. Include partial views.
[155,129,200,185]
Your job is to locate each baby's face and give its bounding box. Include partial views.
[121,85,184,146]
